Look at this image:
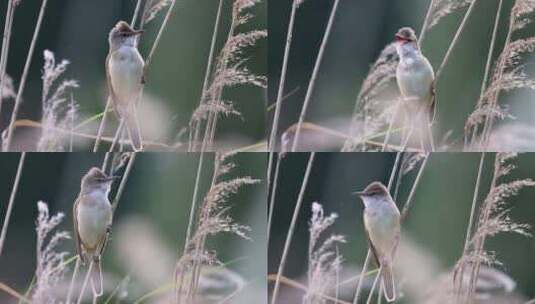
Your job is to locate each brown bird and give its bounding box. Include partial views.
[355,181,401,302]
[73,167,117,295]
[106,21,145,151]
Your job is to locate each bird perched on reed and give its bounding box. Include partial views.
[355,181,401,302]
[73,167,117,295]
[107,21,145,151]
[394,27,436,151]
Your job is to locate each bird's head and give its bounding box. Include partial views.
[108,21,143,49]
[81,167,118,192]
[354,181,390,207]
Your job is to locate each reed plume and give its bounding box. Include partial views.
[37,50,79,152]
[174,152,260,303]
[32,201,71,304]
[303,202,345,304]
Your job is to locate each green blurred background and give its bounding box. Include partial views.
[268,152,535,303]
[0,152,267,303]
[268,0,535,151]
[0,0,267,150]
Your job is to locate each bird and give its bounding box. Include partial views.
[394,26,436,151]
[355,181,401,302]
[106,21,145,151]
[73,167,117,296]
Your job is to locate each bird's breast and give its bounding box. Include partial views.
[109,47,144,104]
[396,57,434,102]
[77,196,112,250]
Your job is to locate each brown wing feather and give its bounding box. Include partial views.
[105,53,119,116]
[364,224,381,267]
[73,197,85,263]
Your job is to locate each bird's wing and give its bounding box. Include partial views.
[364,223,381,267]
[105,53,119,113]
[97,206,113,257]
[73,197,85,263]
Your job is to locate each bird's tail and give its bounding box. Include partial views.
[381,263,396,302]
[90,258,104,297]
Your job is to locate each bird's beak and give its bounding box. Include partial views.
[352,190,365,196]
[394,33,407,42]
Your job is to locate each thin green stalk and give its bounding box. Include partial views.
[111,152,137,211]
[291,0,340,152]
[466,154,500,302]
[435,0,478,80]
[479,3,514,149]
[401,153,430,220]
[267,153,282,240]
[146,0,177,67]
[131,0,144,27]
[271,152,315,304]
[455,152,485,302]
[65,257,81,304]
[352,252,372,304]
[190,0,224,152]
[269,0,298,151]
[5,0,49,151]
[418,0,436,45]
[381,101,401,152]
[93,99,112,152]
[202,8,238,152]
[0,152,26,256]
[76,261,94,304]
[365,268,381,304]
[185,153,205,245]
[467,0,503,150]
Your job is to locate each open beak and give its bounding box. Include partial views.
[394,33,407,42]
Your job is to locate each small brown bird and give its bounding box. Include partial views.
[73,167,117,295]
[355,181,401,302]
[394,27,436,151]
[106,21,145,151]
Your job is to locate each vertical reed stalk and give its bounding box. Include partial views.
[466,1,502,150]
[269,0,298,151]
[93,101,112,152]
[65,257,81,304]
[0,152,26,256]
[291,0,340,152]
[418,0,436,44]
[111,152,137,211]
[479,3,514,149]
[465,154,500,302]
[4,0,49,151]
[271,152,315,304]
[190,0,224,152]
[435,0,478,80]
[267,153,282,240]
[401,153,429,220]
[76,261,94,304]
[454,152,485,302]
